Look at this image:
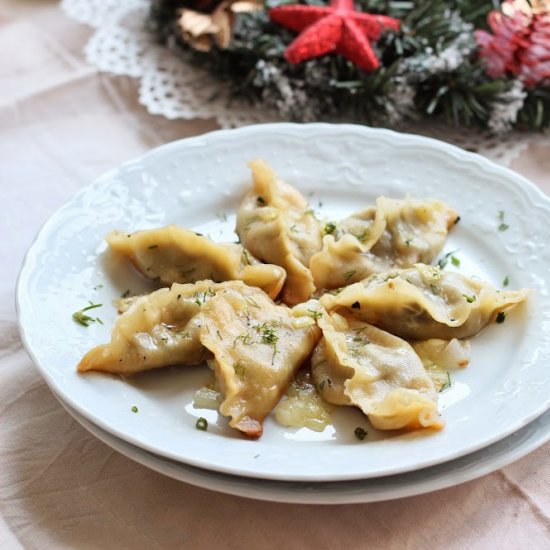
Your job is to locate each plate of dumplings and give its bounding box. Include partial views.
[16,124,550,482]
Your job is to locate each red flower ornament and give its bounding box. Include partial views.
[269,0,400,73]
[475,0,550,86]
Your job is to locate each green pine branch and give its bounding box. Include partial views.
[148,0,550,132]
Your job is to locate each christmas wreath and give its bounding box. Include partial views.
[149,0,550,132]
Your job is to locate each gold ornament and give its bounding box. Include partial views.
[177,0,263,52]
[502,0,550,17]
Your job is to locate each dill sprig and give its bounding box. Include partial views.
[72,302,103,327]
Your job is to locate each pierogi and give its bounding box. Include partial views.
[310,197,458,290]
[310,309,442,431]
[199,286,321,438]
[236,160,322,305]
[77,280,265,375]
[107,225,286,300]
[320,264,529,340]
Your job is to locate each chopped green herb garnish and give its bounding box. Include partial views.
[148,244,158,249]
[326,287,344,295]
[385,272,399,281]
[193,288,216,306]
[93,284,103,290]
[351,229,370,243]
[242,249,252,266]
[324,221,337,235]
[439,372,452,392]
[234,362,246,380]
[305,208,319,220]
[177,331,191,338]
[217,212,228,222]
[405,239,412,246]
[255,323,279,363]
[429,284,441,296]
[246,296,261,309]
[496,311,506,324]
[290,224,299,233]
[498,210,509,231]
[343,270,356,281]
[502,276,509,287]
[131,406,138,413]
[317,380,326,391]
[437,250,459,269]
[463,294,476,303]
[354,427,367,441]
[257,323,279,345]
[121,289,131,298]
[72,302,103,327]
[233,334,253,348]
[308,309,322,321]
[195,417,208,431]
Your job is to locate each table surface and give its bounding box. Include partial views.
[1,2,550,549]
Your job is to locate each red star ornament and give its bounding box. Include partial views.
[269,0,400,73]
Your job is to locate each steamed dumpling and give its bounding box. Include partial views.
[310,197,458,289]
[319,264,530,340]
[236,160,322,305]
[107,225,286,300]
[311,309,442,431]
[199,286,321,438]
[77,280,265,375]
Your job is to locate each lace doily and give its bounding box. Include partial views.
[61,0,550,166]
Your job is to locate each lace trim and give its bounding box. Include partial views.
[61,0,550,166]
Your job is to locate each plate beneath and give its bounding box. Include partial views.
[17,123,550,481]
[55,389,550,504]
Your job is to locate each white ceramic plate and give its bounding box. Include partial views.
[55,389,550,504]
[17,123,550,482]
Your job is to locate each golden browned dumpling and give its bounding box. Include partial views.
[106,225,286,300]
[199,286,321,438]
[236,160,322,305]
[320,264,530,340]
[77,281,266,375]
[310,309,442,431]
[310,197,458,290]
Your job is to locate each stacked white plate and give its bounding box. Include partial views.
[16,124,550,504]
